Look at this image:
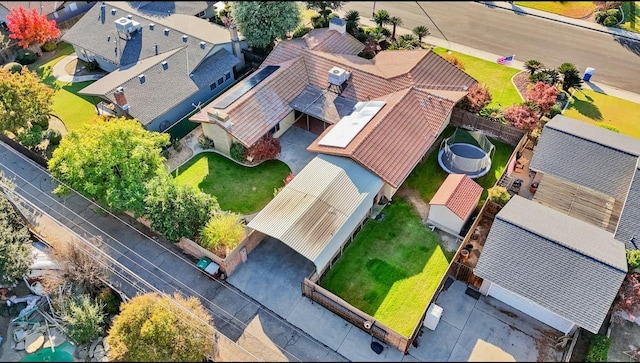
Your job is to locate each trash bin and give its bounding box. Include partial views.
[424,303,443,331]
[583,67,595,81]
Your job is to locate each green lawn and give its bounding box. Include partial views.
[514,2,595,18]
[433,47,522,108]
[563,89,640,139]
[320,199,451,337]
[621,2,640,33]
[172,152,291,214]
[405,126,515,205]
[28,41,98,132]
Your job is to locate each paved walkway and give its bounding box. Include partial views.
[337,8,640,104]
[51,54,105,83]
[479,1,640,41]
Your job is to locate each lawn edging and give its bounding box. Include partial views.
[169,147,271,174]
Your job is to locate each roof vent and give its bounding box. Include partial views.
[328,66,350,86]
[127,14,132,19]
[182,35,188,42]
[161,61,168,70]
[154,43,158,55]
[164,28,170,36]
[200,41,206,49]
[149,23,155,30]
[111,8,116,15]
[138,74,145,83]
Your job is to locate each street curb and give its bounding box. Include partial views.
[476,1,640,42]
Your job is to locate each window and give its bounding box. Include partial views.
[69,2,78,11]
[210,83,217,91]
[217,77,224,86]
[270,122,280,134]
[224,72,231,81]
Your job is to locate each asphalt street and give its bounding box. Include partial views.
[343,1,640,93]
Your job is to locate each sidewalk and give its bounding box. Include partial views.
[478,1,640,41]
[52,54,105,83]
[336,8,640,104]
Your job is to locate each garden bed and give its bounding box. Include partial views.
[319,199,451,337]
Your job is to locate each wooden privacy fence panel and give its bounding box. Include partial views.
[301,278,413,353]
[450,107,527,146]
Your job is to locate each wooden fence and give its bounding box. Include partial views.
[449,107,527,146]
[301,278,414,353]
[0,134,48,168]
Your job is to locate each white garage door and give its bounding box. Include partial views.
[488,282,575,334]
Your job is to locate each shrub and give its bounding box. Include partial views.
[85,60,99,71]
[585,334,610,362]
[548,104,563,118]
[171,138,182,152]
[197,135,214,149]
[441,53,465,70]
[199,212,246,255]
[246,133,281,162]
[603,15,619,26]
[230,142,247,162]
[97,287,122,317]
[599,124,619,133]
[504,104,540,131]
[16,49,37,65]
[33,115,49,129]
[292,25,311,38]
[606,8,623,20]
[525,82,559,115]
[58,295,106,345]
[16,124,43,148]
[41,41,57,52]
[594,10,607,23]
[479,106,506,124]
[2,62,23,73]
[458,83,492,113]
[46,128,62,145]
[487,186,511,206]
[627,249,640,269]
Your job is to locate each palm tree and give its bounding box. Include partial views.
[372,9,390,28]
[412,25,430,44]
[343,10,360,34]
[389,16,403,40]
[540,69,560,85]
[398,34,418,49]
[524,59,545,75]
[368,27,385,45]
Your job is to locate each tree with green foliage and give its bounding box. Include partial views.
[106,292,214,362]
[58,294,105,344]
[557,62,583,92]
[0,66,53,134]
[388,16,403,40]
[0,193,32,286]
[199,212,246,255]
[144,175,219,242]
[343,10,360,34]
[231,2,300,51]
[48,117,170,216]
[412,25,429,43]
[523,59,544,75]
[304,1,345,11]
[372,9,391,28]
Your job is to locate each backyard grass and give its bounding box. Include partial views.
[172,152,291,214]
[433,47,522,108]
[620,2,640,33]
[563,89,640,139]
[320,199,451,337]
[28,41,98,132]
[514,2,595,18]
[405,126,515,204]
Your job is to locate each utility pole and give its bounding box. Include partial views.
[372,1,376,18]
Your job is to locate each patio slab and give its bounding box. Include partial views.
[277,126,319,174]
[336,326,406,362]
[286,298,353,351]
[411,320,461,361]
[437,280,477,330]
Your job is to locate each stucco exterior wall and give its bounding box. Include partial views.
[202,123,232,154]
[272,111,296,139]
[427,205,465,235]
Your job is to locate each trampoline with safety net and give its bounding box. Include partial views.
[437,128,495,178]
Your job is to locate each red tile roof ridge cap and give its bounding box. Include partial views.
[447,175,483,218]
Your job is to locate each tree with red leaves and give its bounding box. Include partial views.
[504,104,540,131]
[525,82,559,115]
[458,83,492,113]
[613,272,640,323]
[7,6,60,49]
[246,133,281,162]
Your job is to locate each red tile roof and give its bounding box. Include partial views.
[430,174,483,219]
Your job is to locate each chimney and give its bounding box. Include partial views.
[329,17,346,35]
[113,87,129,112]
[100,3,106,23]
[228,24,245,70]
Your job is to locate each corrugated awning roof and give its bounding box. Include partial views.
[247,154,383,273]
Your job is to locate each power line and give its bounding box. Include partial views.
[415,1,451,51]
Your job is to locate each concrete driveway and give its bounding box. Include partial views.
[227,237,315,319]
[277,126,319,174]
[409,280,563,362]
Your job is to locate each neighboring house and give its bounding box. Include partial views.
[191,20,477,201]
[529,115,640,249]
[62,1,246,132]
[197,21,477,276]
[0,1,95,25]
[475,195,627,335]
[427,173,483,236]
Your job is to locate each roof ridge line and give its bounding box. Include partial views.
[549,125,640,158]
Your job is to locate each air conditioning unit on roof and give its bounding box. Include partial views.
[328,66,350,86]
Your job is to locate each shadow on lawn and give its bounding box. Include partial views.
[568,95,603,121]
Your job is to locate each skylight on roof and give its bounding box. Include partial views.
[318,101,385,148]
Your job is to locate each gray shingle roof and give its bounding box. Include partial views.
[530,115,640,199]
[475,196,627,334]
[615,165,640,249]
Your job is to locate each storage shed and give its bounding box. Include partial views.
[427,174,482,235]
